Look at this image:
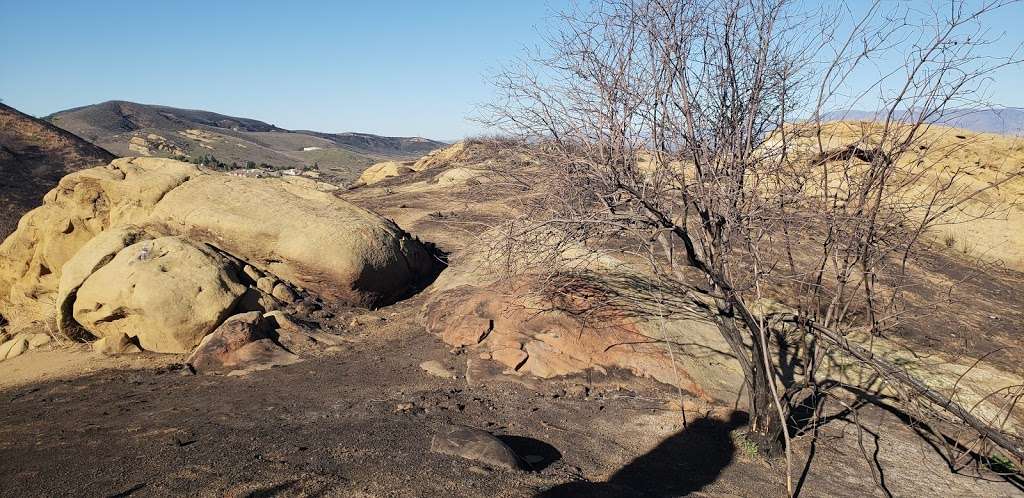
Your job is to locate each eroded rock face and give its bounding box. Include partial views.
[423,271,744,404]
[73,236,247,353]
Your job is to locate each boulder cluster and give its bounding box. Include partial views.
[0,157,439,365]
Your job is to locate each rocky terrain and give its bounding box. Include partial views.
[0,130,1022,496]
[0,104,115,238]
[46,101,446,183]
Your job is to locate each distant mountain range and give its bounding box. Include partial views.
[0,103,115,237]
[819,107,1024,136]
[45,101,447,182]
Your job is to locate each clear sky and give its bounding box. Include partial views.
[0,0,562,140]
[2,0,1022,140]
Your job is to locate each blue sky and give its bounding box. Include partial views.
[1,0,1022,139]
[0,0,560,140]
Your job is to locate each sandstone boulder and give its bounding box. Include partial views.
[72,236,247,353]
[1,157,441,341]
[148,173,437,307]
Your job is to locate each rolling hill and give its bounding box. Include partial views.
[0,103,115,237]
[820,107,1024,136]
[46,101,446,182]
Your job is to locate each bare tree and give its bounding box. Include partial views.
[481,0,1023,491]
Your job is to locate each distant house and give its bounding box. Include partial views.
[281,169,299,176]
[302,146,322,151]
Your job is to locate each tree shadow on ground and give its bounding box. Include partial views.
[536,412,747,497]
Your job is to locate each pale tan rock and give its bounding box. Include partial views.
[0,337,21,359]
[55,225,154,338]
[491,347,528,370]
[420,360,456,379]
[271,283,297,303]
[357,161,414,185]
[27,333,51,349]
[73,237,247,353]
[242,265,262,283]
[148,173,437,307]
[0,158,197,331]
[93,332,141,355]
[4,337,28,360]
[256,276,278,294]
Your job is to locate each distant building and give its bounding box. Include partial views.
[302,146,322,151]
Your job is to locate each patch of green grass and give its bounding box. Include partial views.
[736,434,759,459]
[988,454,1018,475]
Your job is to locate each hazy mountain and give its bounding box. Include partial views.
[46,101,446,182]
[0,103,115,237]
[819,107,1024,136]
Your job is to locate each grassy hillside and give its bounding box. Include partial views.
[47,101,446,183]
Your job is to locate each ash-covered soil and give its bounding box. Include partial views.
[1,293,1018,497]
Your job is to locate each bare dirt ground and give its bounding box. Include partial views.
[1,291,1020,497]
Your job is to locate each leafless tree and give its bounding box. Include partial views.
[481,0,1023,492]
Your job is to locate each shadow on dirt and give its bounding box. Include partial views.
[497,435,562,471]
[536,411,747,497]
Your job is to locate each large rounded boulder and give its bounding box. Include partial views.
[148,174,436,307]
[71,236,247,353]
[0,157,440,341]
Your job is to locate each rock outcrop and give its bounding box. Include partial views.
[356,161,415,185]
[73,236,247,353]
[0,157,440,354]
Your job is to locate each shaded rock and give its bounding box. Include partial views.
[235,287,281,313]
[420,360,456,379]
[186,311,299,374]
[430,424,521,471]
[72,236,247,353]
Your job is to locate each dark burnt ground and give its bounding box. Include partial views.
[895,246,1024,375]
[1,292,1019,497]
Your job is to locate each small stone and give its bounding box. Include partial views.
[256,276,278,294]
[4,338,28,360]
[0,338,19,359]
[242,265,262,283]
[420,360,456,379]
[430,424,521,471]
[271,283,297,303]
[93,333,142,355]
[478,352,492,360]
[395,402,416,412]
[28,333,51,349]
